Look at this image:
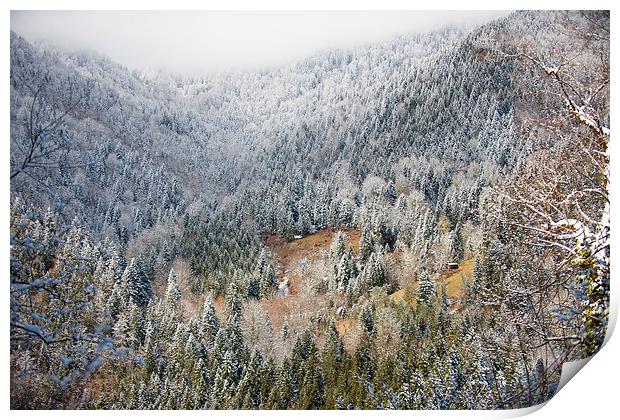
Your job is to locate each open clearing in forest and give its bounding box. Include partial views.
[172,229,474,332]
[390,257,475,308]
[258,229,361,332]
[441,258,474,298]
[262,229,474,342]
[265,229,361,295]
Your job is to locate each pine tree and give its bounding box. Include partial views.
[123,257,152,306]
[280,320,290,340]
[358,227,374,264]
[336,249,358,293]
[372,215,389,247]
[362,252,387,289]
[226,281,243,322]
[472,254,483,295]
[330,231,346,273]
[438,283,451,334]
[164,268,181,307]
[95,255,121,316]
[106,272,129,320]
[359,301,376,336]
[268,358,294,409]
[142,320,159,375]
[396,371,414,409]
[192,358,209,408]
[209,329,227,373]
[210,349,238,409]
[247,273,261,299]
[183,332,200,371]
[201,294,220,346]
[412,371,430,409]
[170,324,188,365]
[322,318,344,408]
[226,309,246,378]
[417,271,436,307]
[113,301,142,349]
[256,248,267,275]
[448,223,464,262]
[352,331,375,408]
[232,350,264,409]
[300,350,326,409]
[259,263,275,298]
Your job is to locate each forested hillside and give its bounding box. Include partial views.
[10,11,609,409]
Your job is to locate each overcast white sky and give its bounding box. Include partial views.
[11,11,509,75]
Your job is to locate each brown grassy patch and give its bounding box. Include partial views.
[265,228,361,295]
[440,257,475,301]
[390,287,413,306]
[261,229,360,337]
[389,258,474,309]
[337,318,359,353]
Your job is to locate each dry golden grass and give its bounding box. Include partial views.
[390,287,414,306]
[337,318,359,353]
[389,258,475,309]
[441,257,474,299]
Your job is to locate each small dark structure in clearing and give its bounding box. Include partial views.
[447,262,459,270]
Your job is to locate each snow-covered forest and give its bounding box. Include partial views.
[10,11,609,409]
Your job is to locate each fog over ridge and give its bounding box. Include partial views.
[10,10,510,75]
